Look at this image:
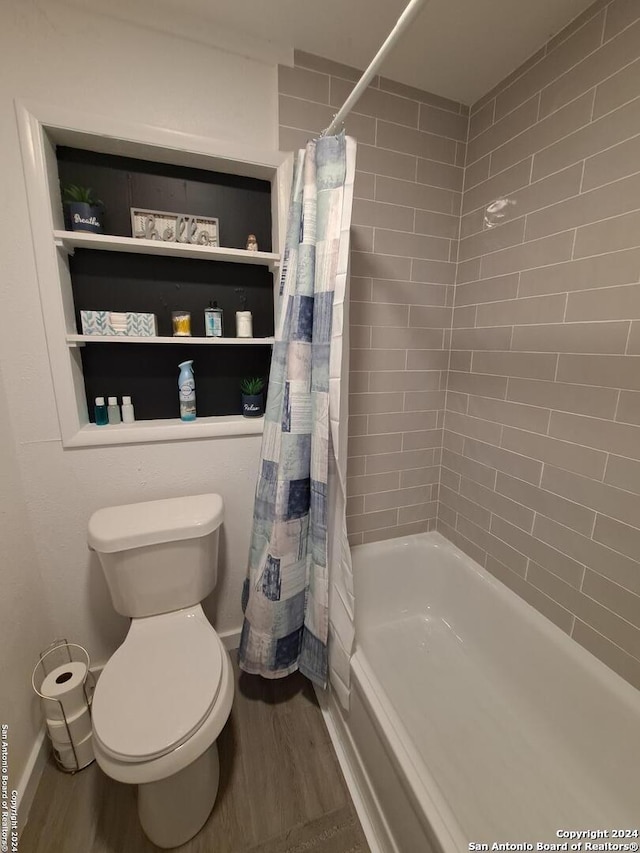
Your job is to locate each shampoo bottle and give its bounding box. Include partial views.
[107,396,121,424]
[94,396,108,426]
[178,360,196,421]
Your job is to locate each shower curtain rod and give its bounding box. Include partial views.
[323,0,431,137]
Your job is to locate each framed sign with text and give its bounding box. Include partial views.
[130,208,219,246]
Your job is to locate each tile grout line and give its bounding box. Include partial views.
[438,492,635,594]
[484,4,611,119]
[624,320,634,355]
[472,91,640,186]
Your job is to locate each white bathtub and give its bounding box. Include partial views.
[321,532,640,853]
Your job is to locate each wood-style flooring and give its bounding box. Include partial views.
[20,661,370,853]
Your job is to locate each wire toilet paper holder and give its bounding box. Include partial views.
[31,639,96,773]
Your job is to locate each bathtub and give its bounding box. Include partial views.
[319,532,640,853]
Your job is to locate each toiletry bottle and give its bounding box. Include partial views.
[236,310,253,338]
[121,395,135,424]
[178,360,196,421]
[107,396,121,424]
[235,289,253,338]
[204,301,224,337]
[94,396,108,426]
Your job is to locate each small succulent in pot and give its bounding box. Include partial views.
[240,376,265,418]
[62,184,104,234]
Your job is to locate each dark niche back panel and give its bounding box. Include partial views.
[71,250,274,420]
[81,342,272,420]
[57,147,272,252]
[71,250,275,338]
[59,146,274,422]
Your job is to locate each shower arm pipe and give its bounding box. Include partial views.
[322,0,431,137]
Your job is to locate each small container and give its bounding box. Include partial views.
[172,311,191,337]
[204,301,224,338]
[121,396,135,424]
[236,311,253,338]
[94,396,108,426]
[66,202,103,235]
[107,397,121,425]
[241,394,264,418]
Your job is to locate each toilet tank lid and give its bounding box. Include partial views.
[88,494,224,553]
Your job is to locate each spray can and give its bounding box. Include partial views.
[178,360,196,422]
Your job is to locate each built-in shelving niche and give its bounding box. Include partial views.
[17,101,290,446]
[57,147,275,422]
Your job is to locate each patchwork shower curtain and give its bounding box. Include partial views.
[239,133,356,698]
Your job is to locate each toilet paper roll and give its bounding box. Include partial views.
[53,731,94,771]
[40,661,89,723]
[47,707,92,748]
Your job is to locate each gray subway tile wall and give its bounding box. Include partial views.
[278,0,640,692]
[279,51,465,547]
[441,0,640,689]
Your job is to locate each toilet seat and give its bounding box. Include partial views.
[92,606,223,762]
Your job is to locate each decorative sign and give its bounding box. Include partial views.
[130,208,219,246]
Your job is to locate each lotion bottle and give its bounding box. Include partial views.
[205,301,224,337]
[178,360,196,421]
[121,395,135,424]
[107,396,121,424]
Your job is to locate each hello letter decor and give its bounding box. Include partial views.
[130,208,219,247]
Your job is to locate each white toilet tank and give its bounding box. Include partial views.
[88,494,224,618]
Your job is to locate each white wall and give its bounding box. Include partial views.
[0,369,53,795]
[0,0,280,787]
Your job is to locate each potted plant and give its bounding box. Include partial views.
[62,184,104,234]
[240,377,265,418]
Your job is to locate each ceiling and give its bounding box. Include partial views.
[65,0,597,105]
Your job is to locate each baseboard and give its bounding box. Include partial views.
[314,685,395,853]
[219,627,241,651]
[16,728,48,834]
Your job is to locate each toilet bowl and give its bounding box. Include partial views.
[88,494,233,848]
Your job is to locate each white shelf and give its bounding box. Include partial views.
[54,230,280,269]
[66,334,274,347]
[66,414,265,447]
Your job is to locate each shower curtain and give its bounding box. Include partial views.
[239,133,356,701]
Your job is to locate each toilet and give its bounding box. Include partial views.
[87,494,233,849]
